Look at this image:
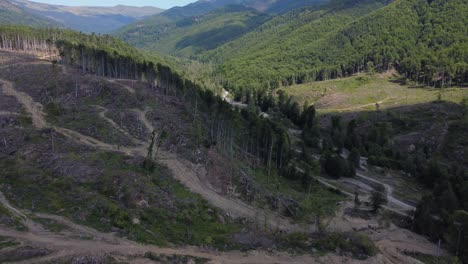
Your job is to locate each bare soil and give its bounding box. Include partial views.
[0,50,448,263]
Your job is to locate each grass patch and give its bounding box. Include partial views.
[0,237,19,250]
[32,217,66,233]
[404,252,459,264]
[17,110,32,126]
[51,106,133,146]
[0,204,27,231]
[281,74,468,113]
[144,252,209,264]
[275,231,377,259]
[314,232,378,259]
[0,246,50,263]
[0,152,239,249]
[246,167,343,221]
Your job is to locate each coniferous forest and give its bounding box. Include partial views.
[0,0,467,263]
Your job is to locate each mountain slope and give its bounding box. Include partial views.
[9,0,163,33]
[205,0,468,91]
[116,0,327,53]
[117,5,271,57]
[203,0,389,90]
[0,0,59,27]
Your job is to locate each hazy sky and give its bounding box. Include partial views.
[30,0,197,9]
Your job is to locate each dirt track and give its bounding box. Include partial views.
[0,77,303,232]
[328,202,446,264]
[0,191,446,264]
[0,190,322,264]
[105,78,136,94]
[0,65,448,263]
[355,172,416,212]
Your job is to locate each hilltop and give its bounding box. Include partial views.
[118,6,271,58]
[0,0,59,27]
[116,0,327,53]
[4,0,164,33]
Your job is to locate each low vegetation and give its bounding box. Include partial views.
[0,204,26,231]
[281,74,468,113]
[1,1,467,259]
[276,231,377,259]
[0,236,19,250]
[404,252,460,264]
[144,252,209,264]
[0,147,239,248]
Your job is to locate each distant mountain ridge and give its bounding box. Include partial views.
[0,0,59,27]
[116,0,327,54]
[117,5,271,57]
[7,0,164,33]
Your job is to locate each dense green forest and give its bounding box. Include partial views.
[116,0,328,57]
[117,6,271,58]
[115,0,249,50]
[345,111,468,262]
[116,0,468,93]
[202,0,468,91]
[2,0,468,259]
[0,0,60,28]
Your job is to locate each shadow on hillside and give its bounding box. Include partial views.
[319,100,464,130]
[389,78,468,90]
[175,13,269,51]
[319,100,467,168]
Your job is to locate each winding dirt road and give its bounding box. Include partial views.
[355,172,416,212]
[0,190,321,264]
[0,192,445,264]
[0,77,303,232]
[327,202,446,264]
[104,79,136,94]
[0,72,447,263]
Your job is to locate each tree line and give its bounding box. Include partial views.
[205,0,467,93]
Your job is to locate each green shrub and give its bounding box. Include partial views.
[45,102,62,117]
[314,232,377,259]
[277,232,309,249]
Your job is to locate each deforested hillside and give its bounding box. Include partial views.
[0,25,179,80]
[0,0,60,27]
[206,0,468,91]
[0,24,457,263]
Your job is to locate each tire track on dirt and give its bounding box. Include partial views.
[0,75,448,264]
[105,78,136,94]
[0,191,321,264]
[0,77,303,232]
[0,79,47,129]
[0,111,19,116]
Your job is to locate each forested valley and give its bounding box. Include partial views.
[0,0,467,263]
[117,0,468,261]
